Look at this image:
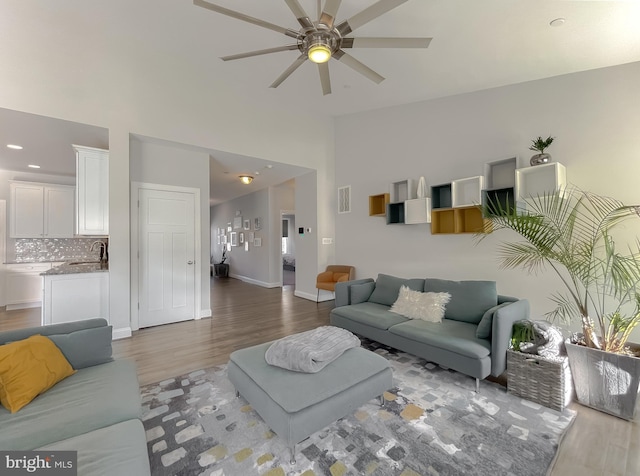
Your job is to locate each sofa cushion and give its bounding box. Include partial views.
[350,282,376,304]
[390,286,451,322]
[0,318,108,346]
[0,335,76,413]
[331,302,409,330]
[476,302,512,339]
[423,278,497,324]
[37,420,151,476]
[0,359,142,450]
[389,319,491,359]
[368,274,424,306]
[48,325,113,369]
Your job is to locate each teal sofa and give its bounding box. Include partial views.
[0,319,150,476]
[330,274,530,389]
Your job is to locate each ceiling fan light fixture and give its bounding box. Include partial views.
[308,44,331,64]
[239,175,253,185]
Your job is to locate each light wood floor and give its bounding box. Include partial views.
[1,277,638,476]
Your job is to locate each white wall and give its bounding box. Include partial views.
[335,61,640,338]
[0,1,335,333]
[294,171,322,301]
[130,138,211,316]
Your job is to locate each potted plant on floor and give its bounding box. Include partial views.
[478,188,640,419]
[214,248,229,278]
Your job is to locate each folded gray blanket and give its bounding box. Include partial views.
[265,326,361,373]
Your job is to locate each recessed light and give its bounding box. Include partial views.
[28,164,40,169]
[550,18,566,27]
[7,144,23,150]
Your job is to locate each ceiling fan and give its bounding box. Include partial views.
[193,0,431,95]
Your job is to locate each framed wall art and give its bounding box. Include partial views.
[230,232,238,246]
[243,219,250,230]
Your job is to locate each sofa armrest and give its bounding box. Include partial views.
[490,299,530,377]
[0,318,109,345]
[335,278,375,308]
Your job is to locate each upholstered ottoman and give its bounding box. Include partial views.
[227,341,392,463]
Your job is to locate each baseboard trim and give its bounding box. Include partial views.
[229,273,281,289]
[199,309,212,318]
[6,301,41,311]
[112,327,132,340]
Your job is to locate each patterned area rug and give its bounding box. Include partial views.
[141,340,575,476]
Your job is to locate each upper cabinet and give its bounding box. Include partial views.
[74,145,109,235]
[10,181,75,238]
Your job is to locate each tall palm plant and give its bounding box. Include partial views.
[479,188,640,353]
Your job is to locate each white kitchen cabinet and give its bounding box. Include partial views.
[42,271,109,325]
[9,181,75,238]
[5,263,53,310]
[74,145,109,235]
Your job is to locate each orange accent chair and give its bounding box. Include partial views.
[316,265,355,302]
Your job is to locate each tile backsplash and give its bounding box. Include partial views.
[7,238,109,263]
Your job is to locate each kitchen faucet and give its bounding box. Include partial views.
[90,240,108,263]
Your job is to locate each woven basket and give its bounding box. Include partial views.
[507,350,573,411]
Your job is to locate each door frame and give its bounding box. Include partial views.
[130,182,201,331]
[280,209,295,287]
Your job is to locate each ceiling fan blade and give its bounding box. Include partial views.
[334,50,384,84]
[337,0,409,36]
[221,45,300,61]
[319,0,342,29]
[270,54,307,88]
[284,0,314,30]
[194,0,299,39]
[318,62,331,96]
[341,37,432,49]
[317,0,321,21]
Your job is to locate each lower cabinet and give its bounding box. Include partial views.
[5,263,58,310]
[42,272,109,326]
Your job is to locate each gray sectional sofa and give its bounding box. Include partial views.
[330,274,530,388]
[0,319,150,476]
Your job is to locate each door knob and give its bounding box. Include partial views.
[187,261,194,265]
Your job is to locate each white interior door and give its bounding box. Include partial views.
[138,188,195,328]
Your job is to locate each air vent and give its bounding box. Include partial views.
[338,186,351,214]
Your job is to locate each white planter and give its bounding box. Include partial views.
[565,341,640,420]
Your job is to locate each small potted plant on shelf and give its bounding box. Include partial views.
[478,188,640,419]
[529,135,555,166]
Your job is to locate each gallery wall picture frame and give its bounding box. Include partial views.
[216,236,220,245]
[248,232,255,242]
[244,241,249,251]
[226,243,231,251]
[243,219,250,230]
[233,216,243,229]
[253,237,262,247]
[239,232,244,244]
[221,235,227,245]
[227,223,232,232]
[230,232,238,246]
[254,217,262,230]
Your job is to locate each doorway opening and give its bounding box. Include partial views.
[281,212,295,288]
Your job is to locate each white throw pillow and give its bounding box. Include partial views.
[390,285,451,322]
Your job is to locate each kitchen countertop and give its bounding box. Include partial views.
[41,261,109,275]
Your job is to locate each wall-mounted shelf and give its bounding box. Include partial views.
[431,183,452,209]
[431,206,491,234]
[484,157,517,190]
[404,197,431,224]
[515,162,566,203]
[390,179,416,203]
[386,202,405,224]
[369,193,390,217]
[482,187,515,216]
[452,176,484,208]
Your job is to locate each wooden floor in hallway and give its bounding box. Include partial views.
[0,276,638,476]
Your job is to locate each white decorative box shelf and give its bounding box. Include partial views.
[390,179,417,203]
[452,176,484,208]
[515,162,566,202]
[404,198,431,224]
[484,157,517,190]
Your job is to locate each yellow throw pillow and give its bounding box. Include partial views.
[0,334,76,413]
